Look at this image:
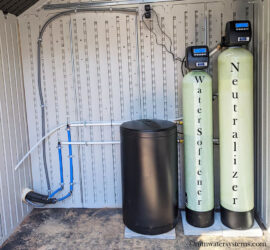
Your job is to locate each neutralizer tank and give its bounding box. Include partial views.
[183,70,214,227]
[218,47,254,229]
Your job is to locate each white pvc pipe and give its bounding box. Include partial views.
[69,121,123,127]
[209,44,221,57]
[61,141,120,145]
[15,123,67,171]
[15,121,123,171]
[14,118,183,171]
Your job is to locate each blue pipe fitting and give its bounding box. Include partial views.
[48,142,64,199]
[49,126,74,202]
[56,125,74,202]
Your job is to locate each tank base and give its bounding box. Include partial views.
[220,206,254,230]
[124,216,179,235]
[185,207,214,228]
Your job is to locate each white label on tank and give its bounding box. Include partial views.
[196,62,208,67]
[238,37,250,42]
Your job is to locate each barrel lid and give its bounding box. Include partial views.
[120,119,176,135]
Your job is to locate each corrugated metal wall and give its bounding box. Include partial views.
[18,0,254,209]
[0,11,32,246]
[254,0,270,232]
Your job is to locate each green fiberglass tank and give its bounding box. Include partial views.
[183,70,214,228]
[218,47,254,229]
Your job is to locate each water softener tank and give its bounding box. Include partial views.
[120,119,178,235]
[218,47,254,229]
[182,46,214,228]
[218,20,254,229]
[183,71,214,227]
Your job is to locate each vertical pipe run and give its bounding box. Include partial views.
[56,126,73,202]
[48,126,74,202]
[37,39,51,194]
[58,143,64,188]
[67,126,74,194]
[48,143,64,199]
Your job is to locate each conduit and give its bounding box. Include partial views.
[43,0,184,10]
[37,7,138,193]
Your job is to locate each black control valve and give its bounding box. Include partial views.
[144,4,151,19]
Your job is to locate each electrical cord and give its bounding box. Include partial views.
[152,9,184,63]
[25,198,46,208]
[142,8,224,77]
[142,10,182,62]
[181,56,186,77]
[142,8,186,76]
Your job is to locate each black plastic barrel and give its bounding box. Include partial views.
[120,119,179,235]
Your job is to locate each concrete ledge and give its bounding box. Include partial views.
[181,211,263,237]
[124,227,176,239]
[181,211,223,236]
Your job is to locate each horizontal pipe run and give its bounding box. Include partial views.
[43,6,138,12]
[61,141,121,145]
[43,0,184,10]
[69,122,123,127]
[60,138,217,146]
[14,121,124,171]
[38,9,137,43]
[61,138,219,146]
[14,118,183,172]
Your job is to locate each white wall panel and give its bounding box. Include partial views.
[18,0,253,209]
[0,12,32,246]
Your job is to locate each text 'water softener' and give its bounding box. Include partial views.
[183,46,214,228]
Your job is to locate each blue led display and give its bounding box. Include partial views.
[235,22,249,28]
[193,48,207,54]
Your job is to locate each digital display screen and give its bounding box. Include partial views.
[193,48,207,54]
[235,22,249,28]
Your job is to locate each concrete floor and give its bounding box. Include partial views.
[1,209,269,250]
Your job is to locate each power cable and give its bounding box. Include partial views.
[25,199,46,208]
[142,8,186,76]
